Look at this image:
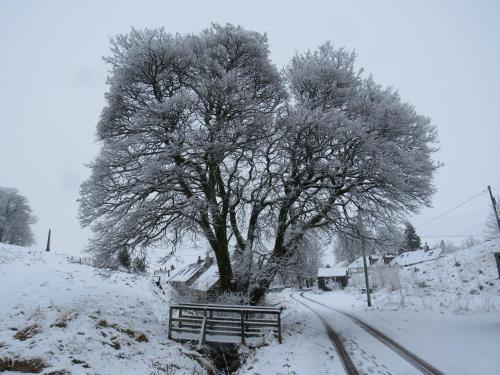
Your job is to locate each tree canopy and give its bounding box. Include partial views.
[79,24,438,302]
[0,187,37,246]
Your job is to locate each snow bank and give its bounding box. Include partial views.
[0,244,207,374]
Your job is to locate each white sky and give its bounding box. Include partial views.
[1,0,499,255]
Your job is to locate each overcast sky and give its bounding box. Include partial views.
[1,0,499,255]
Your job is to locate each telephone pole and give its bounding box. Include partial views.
[487,186,500,233]
[357,216,371,307]
[361,234,372,307]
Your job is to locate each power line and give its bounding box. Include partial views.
[417,190,487,230]
[419,234,482,238]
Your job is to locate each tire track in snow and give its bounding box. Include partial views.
[289,292,359,375]
[301,291,444,375]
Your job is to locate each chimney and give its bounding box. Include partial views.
[197,256,202,264]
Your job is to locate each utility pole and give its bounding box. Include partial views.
[357,216,372,307]
[45,229,51,252]
[487,186,500,233]
[361,234,372,307]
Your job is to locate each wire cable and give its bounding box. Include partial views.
[417,189,487,230]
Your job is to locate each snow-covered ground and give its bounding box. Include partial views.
[242,239,500,374]
[0,244,209,374]
[237,290,345,375]
[302,239,500,374]
[1,239,498,374]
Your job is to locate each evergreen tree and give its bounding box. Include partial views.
[404,222,421,251]
[117,249,131,270]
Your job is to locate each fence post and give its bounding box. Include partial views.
[168,306,173,340]
[277,311,282,344]
[240,312,246,345]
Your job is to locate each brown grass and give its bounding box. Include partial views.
[93,316,148,343]
[50,311,78,329]
[14,324,41,341]
[0,356,47,373]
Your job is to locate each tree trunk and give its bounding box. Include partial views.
[213,241,234,292]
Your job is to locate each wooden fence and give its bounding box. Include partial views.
[168,302,284,348]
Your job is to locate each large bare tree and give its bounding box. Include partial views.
[79,25,438,302]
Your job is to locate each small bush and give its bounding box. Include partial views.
[0,356,47,373]
[50,311,77,328]
[132,257,146,273]
[14,324,41,341]
[371,264,401,291]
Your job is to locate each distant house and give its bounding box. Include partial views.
[317,266,348,290]
[347,254,397,273]
[189,263,220,298]
[346,256,371,273]
[167,256,219,298]
[370,254,397,266]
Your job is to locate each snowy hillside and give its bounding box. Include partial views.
[0,244,209,374]
[349,238,500,313]
[286,239,500,374]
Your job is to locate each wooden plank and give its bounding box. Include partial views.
[171,304,282,315]
[176,302,285,311]
[173,323,203,330]
[171,317,205,324]
[278,312,282,344]
[240,312,245,345]
[245,327,278,332]
[168,306,173,340]
[207,317,279,323]
[206,319,277,327]
[208,325,241,334]
[196,317,207,351]
[171,327,201,336]
[171,311,281,324]
[205,329,265,338]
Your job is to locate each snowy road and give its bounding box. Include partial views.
[290,291,444,375]
[290,291,359,374]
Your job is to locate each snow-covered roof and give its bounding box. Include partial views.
[168,261,206,283]
[390,248,443,267]
[318,267,347,277]
[190,264,219,292]
[347,256,369,269]
[332,259,350,268]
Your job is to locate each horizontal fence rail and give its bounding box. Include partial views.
[168,303,284,347]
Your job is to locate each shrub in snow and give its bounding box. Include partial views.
[371,264,401,291]
[0,357,47,373]
[132,256,146,273]
[14,324,41,341]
